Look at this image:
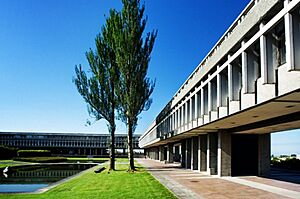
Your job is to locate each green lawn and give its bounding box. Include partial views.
[66,157,108,161]
[0,159,176,199]
[66,157,108,163]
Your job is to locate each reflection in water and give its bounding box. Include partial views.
[0,164,96,193]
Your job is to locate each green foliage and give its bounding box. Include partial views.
[18,150,50,153]
[13,157,67,163]
[74,0,157,171]
[0,146,18,160]
[113,0,157,127]
[73,6,120,170]
[17,150,51,157]
[271,157,300,170]
[108,0,157,170]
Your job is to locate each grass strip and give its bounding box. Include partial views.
[0,160,34,169]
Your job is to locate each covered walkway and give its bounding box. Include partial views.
[137,158,300,199]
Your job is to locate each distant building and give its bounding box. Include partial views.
[0,132,141,156]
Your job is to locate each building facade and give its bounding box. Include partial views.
[139,0,300,176]
[0,132,141,156]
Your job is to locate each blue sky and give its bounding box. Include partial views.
[0,0,299,156]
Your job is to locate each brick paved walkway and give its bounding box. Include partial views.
[136,158,300,199]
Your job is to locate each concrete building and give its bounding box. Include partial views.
[0,132,141,156]
[139,0,300,177]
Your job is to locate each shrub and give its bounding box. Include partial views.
[0,146,18,159]
[13,156,67,163]
[17,150,51,157]
[271,157,300,170]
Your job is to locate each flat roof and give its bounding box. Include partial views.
[0,131,141,137]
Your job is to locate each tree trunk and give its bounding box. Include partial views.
[127,119,135,171]
[109,78,116,171]
[109,123,116,170]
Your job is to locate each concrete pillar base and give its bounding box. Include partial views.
[218,131,232,176]
[258,133,270,177]
[167,144,174,163]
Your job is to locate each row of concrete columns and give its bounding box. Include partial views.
[146,132,270,177]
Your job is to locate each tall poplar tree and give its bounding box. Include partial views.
[113,0,157,171]
[74,10,119,170]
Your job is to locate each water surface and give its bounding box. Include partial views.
[0,163,97,193]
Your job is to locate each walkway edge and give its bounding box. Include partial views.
[137,159,203,199]
[223,177,300,199]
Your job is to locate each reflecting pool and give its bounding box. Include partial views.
[0,163,97,193]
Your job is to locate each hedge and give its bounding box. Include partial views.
[13,156,67,163]
[271,157,300,170]
[17,150,51,157]
[0,146,18,159]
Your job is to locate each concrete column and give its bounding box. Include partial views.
[198,135,207,171]
[181,140,186,168]
[181,106,184,128]
[191,138,194,170]
[241,40,248,93]
[169,116,172,132]
[173,109,177,131]
[200,86,204,116]
[185,102,188,126]
[189,97,192,125]
[153,147,157,160]
[228,56,233,101]
[179,106,181,128]
[195,91,198,119]
[170,114,172,131]
[207,133,218,175]
[174,144,180,162]
[167,143,174,163]
[192,136,199,170]
[260,22,268,83]
[217,131,231,176]
[173,110,176,131]
[186,138,192,169]
[284,0,295,70]
[207,134,210,173]
[258,133,270,177]
[175,108,179,130]
[177,109,179,129]
[175,111,177,130]
[175,109,178,130]
[217,66,221,107]
[173,110,175,131]
[168,116,171,132]
[208,74,212,112]
[159,146,164,161]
